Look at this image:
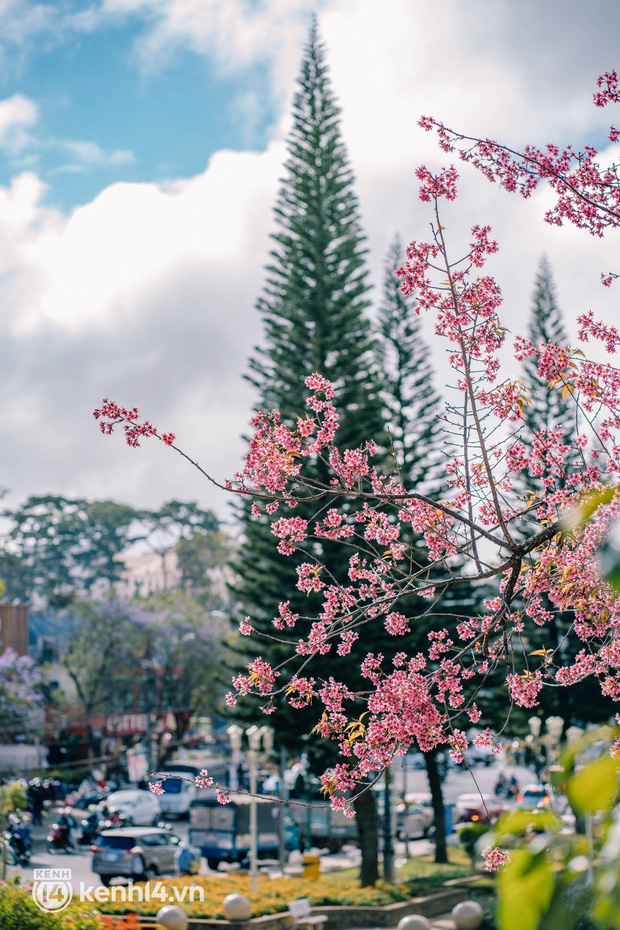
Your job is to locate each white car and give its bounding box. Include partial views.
[105,789,162,826]
[454,792,508,825]
[396,792,434,838]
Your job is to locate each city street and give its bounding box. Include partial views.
[9,757,537,892]
[392,755,536,804]
[7,814,193,889]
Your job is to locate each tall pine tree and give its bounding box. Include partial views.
[234,19,384,885]
[522,255,573,448]
[247,20,382,440]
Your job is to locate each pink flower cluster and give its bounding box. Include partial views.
[420,70,620,245]
[94,399,175,447]
[482,846,511,871]
[195,769,214,789]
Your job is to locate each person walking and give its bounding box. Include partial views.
[174,840,200,876]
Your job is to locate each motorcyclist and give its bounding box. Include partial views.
[26,779,44,825]
[79,807,101,844]
[56,808,76,847]
[7,814,30,861]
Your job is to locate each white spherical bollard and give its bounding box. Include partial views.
[452,899,484,930]
[223,892,253,921]
[156,904,189,930]
[397,916,431,930]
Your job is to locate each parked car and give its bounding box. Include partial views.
[453,793,508,825]
[462,745,495,767]
[92,827,181,886]
[103,790,162,826]
[515,784,553,810]
[396,792,434,838]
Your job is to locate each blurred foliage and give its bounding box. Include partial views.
[0,780,27,815]
[0,494,222,608]
[492,726,619,930]
[0,879,102,929]
[459,822,490,862]
[93,874,411,917]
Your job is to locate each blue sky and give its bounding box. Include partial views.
[0,4,279,212]
[0,0,619,517]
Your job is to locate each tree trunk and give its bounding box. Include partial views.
[382,767,396,882]
[425,749,448,864]
[353,788,379,887]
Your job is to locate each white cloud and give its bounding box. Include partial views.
[100,0,319,73]
[12,141,284,333]
[0,94,38,153]
[0,141,286,511]
[61,140,135,168]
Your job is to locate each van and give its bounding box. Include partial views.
[150,764,200,819]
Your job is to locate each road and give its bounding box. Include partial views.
[7,814,193,890]
[392,756,536,803]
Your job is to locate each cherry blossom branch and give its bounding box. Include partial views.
[431,195,514,547]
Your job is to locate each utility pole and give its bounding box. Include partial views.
[278,745,287,870]
[383,766,395,882]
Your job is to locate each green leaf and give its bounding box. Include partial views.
[496,808,562,837]
[567,755,619,814]
[571,485,618,524]
[497,848,554,930]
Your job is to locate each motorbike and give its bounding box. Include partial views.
[78,812,101,846]
[97,806,126,831]
[494,778,519,799]
[47,821,75,854]
[5,823,31,866]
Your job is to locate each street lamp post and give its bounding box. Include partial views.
[227,725,243,791]
[246,725,274,894]
[543,716,565,773]
[528,716,542,777]
[383,764,395,882]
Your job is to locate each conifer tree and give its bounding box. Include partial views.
[522,255,573,446]
[233,19,384,885]
[247,19,382,441]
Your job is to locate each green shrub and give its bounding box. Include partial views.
[0,880,102,929]
[458,822,489,862]
[0,780,28,815]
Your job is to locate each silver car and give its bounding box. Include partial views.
[92,827,181,885]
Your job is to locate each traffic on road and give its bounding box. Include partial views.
[3,750,571,892]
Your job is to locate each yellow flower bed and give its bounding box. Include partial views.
[96,874,410,918]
